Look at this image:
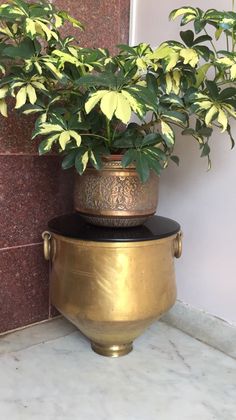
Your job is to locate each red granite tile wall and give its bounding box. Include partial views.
[0,0,130,334]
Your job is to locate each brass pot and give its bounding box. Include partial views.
[43,230,182,357]
[74,157,159,227]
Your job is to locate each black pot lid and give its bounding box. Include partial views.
[48,213,180,243]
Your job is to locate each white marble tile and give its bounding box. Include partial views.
[0,320,236,420]
[0,318,76,355]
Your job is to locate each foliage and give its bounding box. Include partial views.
[1,0,236,181]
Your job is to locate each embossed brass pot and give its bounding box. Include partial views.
[74,156,159,227]
[43,230,182,357]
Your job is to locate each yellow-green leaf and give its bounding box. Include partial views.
[230,64,236,79]
[0,98,7,117]
[197,100,212,110]
[26,84,37,104]
[136,57,147,70]
[34,61,42,75]
[31,81,47,91]
[205,105,218,126]
[172,69,181,94]
[217,109,228,132]
[217,57,233,66]
[152,44,172,60]
[85,90,107,114]
[180,48,199,67]
[54,14,63,28]
[0,85,8,99]
[15,86,27,109]
[165,74,172,94]
[165,52,179,72]
[59,131,71,150]
[215,27,223,40]
[25,18,36,37]
[100,91,118,120]
[69,130,81,147]
[115,93,131,124]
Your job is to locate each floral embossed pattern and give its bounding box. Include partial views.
[74,160,159,228]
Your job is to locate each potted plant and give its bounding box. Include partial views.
[1,0,236,226]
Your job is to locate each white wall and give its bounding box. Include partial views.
[130,0,236,324]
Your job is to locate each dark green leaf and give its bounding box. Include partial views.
[4,38,36,59]
[192,34,212,45]
[219,88,236,101]
[226,125,235,149]
[205,80,219,99]
[75,148,87,174]
[136,151,150,183]
[201,143,210,157]
[122,149,136,167]
[171,155,180,166]
[62,149,78,169]
[194,45,211,61]
[194,19,206,34]
[180,30,194,47]
[76,73,117,88]
[142,133,162,147]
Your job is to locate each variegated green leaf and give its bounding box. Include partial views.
[85,90,107,114]
[59,131,71,150]
[161,121,175,146]
[169,7,197,21]
[15,86,27,109]
[217,109,228,132]
[205,105,218,126]
[69,130,82,147]
[26,84,37,105]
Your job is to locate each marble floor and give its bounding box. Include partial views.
[0,318,235,420]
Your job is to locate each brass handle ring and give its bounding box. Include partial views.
[42,231,51,261]
[174,231,183,259]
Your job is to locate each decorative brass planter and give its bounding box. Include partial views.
[43,225,182,357]
[74,159,159,227]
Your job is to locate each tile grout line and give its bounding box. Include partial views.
[0,241,43,252]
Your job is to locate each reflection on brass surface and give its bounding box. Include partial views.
[47,232,180,357]
[74,160,159,227]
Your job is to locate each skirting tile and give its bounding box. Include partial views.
[161,300,236,359]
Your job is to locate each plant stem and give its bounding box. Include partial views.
[204,29,218,56]
[81,133,109,142]
[106,117,111,144]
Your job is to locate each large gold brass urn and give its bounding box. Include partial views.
[74,157,159,227]
[43,214,182,357]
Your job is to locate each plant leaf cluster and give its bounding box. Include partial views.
[0,0,236,181]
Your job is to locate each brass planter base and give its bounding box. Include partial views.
[91,342,133,357]
[44,214,182,358]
